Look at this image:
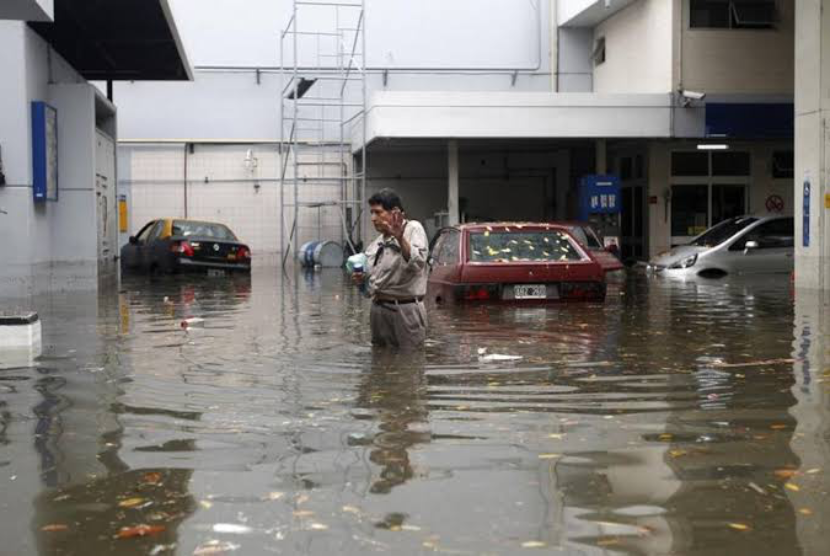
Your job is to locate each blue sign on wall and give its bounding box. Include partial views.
[31,101,59,202]
[803,177,811,248]
[578,175,621,221]
[705,103,794,139]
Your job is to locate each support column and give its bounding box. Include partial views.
[795,0,830,291]
[595,139,607,175]
[448,139,460,226]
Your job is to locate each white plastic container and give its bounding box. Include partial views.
[0,312,42,367]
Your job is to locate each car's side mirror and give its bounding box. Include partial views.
[744,240,759,253]
[129,236,138,245]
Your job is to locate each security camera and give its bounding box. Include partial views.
[681,90,706,101]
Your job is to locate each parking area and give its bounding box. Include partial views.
[2,266,825,555]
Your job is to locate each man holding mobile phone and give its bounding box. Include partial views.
[353,188,429,350]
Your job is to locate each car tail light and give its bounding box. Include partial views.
[171,241,195,257]
[237,246,251,260]
[455,284,496,301]
[560,281,606,301]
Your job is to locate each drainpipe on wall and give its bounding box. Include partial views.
[551,0,559,92]
[183,143,189,218]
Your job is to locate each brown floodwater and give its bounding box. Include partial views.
[1,266,829,555]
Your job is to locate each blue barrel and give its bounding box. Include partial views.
[298,241,343,268]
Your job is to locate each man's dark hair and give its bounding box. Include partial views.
[368,188,404,212]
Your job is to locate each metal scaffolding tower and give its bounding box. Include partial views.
[279,0,367,267]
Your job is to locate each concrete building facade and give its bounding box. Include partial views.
[110,0,798,272]
[0,0,190,298]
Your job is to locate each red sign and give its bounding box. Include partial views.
[765,194,785,213]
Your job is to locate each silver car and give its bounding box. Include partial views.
[648,215,794,278]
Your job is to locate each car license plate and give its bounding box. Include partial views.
[207,269,226,278]
[514,284,546,299]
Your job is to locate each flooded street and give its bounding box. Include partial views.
[1,266,829,555]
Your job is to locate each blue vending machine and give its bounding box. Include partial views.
[578,175,622,252]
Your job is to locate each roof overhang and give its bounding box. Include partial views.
[558,0,638,28]
[356,91,673,150]
[29,0,192,81]
[0,0,53,22]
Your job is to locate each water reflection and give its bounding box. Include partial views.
[356,350,429,496]
[2,269,828,555]
[789,288,830,554]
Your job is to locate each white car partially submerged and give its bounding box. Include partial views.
[648,215,794,278]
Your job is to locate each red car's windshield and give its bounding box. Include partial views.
[468,230,584,263]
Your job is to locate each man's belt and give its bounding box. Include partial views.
[373,295,424,306]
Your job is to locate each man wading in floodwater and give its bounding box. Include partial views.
[353,189,429,350]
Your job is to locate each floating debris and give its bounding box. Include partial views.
[479,354,523,362]
[212,523,253,534]
[712,358,796,368]
[193,541,241,555]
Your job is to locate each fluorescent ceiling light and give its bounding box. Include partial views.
[697,144,730,151]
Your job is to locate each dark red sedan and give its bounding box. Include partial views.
[428,223,606,304]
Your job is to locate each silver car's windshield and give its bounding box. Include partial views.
[690,217,758,247]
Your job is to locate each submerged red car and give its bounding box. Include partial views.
[428,223,606,304]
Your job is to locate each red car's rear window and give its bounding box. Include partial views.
[468,229,583,263]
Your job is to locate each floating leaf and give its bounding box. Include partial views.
[785,483,800,492]
[309,523,329,531]
[521,541,547,548]
[728,523,750,531]
[538,454,560,460]
[41,524,69,532]
[342,505,361,514]
[199,500,213,509]
[293,510,315,518]
[774,469,797,479]
[799,508,813,516]
[118,498,145,508]
[116,524,166,539]
[142,472,163,485]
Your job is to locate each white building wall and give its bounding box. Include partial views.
[681,0,795,95]
[557,28,593,92]
[0,22,113,296]
[593,0,674,94]
[121,144,346,255]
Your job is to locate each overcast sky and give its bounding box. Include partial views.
[168,0,543,70]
